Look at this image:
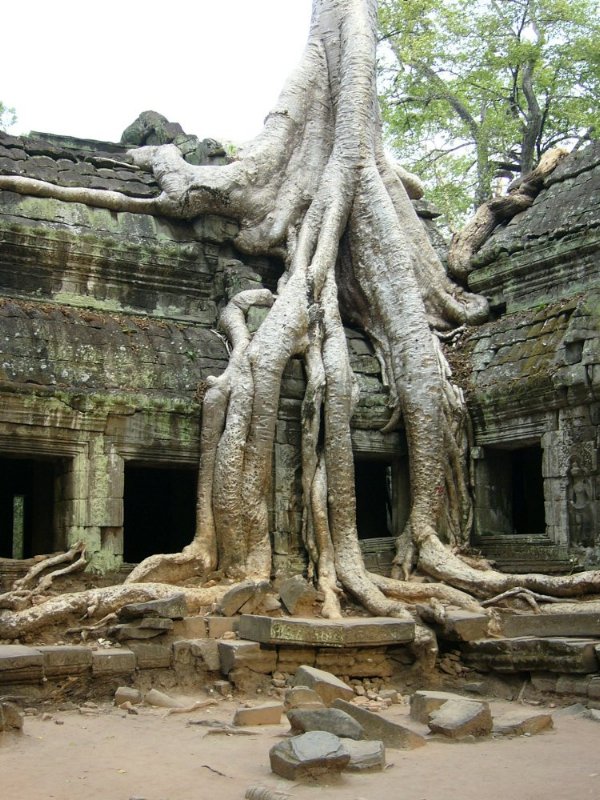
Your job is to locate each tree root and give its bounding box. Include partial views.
[482,587,564,611]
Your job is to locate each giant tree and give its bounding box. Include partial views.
[1,0,599,647]
[379,0,600,223]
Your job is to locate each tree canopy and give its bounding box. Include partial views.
[0,102,16,132]
[378,0,600,224]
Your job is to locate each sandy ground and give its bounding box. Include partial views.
[2,695,600,800]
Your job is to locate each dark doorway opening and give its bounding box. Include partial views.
[354,461,393,540]
[476,444,546,536]
[511,445,545,534]
[123,465,197,563]
[0,456,59,558]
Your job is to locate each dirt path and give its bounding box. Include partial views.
[1,697,599,800]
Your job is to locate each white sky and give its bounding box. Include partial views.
[2,0,313,146]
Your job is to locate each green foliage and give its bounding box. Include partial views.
[378,0,600,226]
[0,101,16,131]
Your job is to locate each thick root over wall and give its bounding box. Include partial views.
[1,0,599,654]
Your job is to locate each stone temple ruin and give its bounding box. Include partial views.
[0,123,600,725]
[0,124,598,582]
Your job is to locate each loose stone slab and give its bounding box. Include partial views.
[492,711,553,737]
[36,645,93,678]
[0,700,24,731]
[239,615,414,648]
[218,581,271,617]
[0,645,43,684]
[410,690,468,724]
[428,699,492,739]
[333,698,426,749]
[339,738,385,771]
[270,732,350,780]
[234,703,284,726]
[462,637,599,673]
[294,666,355,705]
[278,575,321,615]
[502,612,600,639]
[287,708,365,740]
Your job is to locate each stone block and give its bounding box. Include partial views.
[555,675,591,696]
[294,666,355,705]
[428,699,493,739]
[37,645,92,678]
[171,616,208,639]
[233,703,284,726]
[587,677,600,700]
[0,645,43,684]
[172,639,220,671]
[284,686,325,710]
[0,701,24,731]
[438,610,489,641]
[492,711,553,737]
[91,648,136,676]
[278,576,321,615]
[502,612,600,638]
[206,616,239,638]
[462,637,599,673]
[339,738,385,771]
[240,615,414,648]
[410,690,467,724]
[277,647,316,673]
[269,732,350,780]
[333,699,426,749]
[126,641,172,670]
[218,639,277,676]
[118,594,187,621]
[287,708,365,740]
[110,623,169,641]
[218,581,270,616]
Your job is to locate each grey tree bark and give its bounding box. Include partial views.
[1,0,599,645]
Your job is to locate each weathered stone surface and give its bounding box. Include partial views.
[0,645,43,684]
[410,690,468,724]
[218,640,277,676]
[239,615,414,648]
[428,699,493,739]
[269,732,350,780]
[91,648,136,676]
[332,699,426,749]
[114,686,142,706]
[117,594,187,621]
[438,610,489,641]
[283,686,325,710]
[278,575,321,615]
[218,581,270,617]
[502,612,600,638]
[492,711,553,736]
[37,645,92,677]
[233,703,284,726]
[287,708,365,740]
[138,617,174,631]
[339,738,385,771]
[126,641,172,670]
[173,639,220,672]
[294,666,355,705]
[462,637,599,673]
[0,701,24,731]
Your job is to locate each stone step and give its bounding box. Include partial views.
[238,615,414,648]
[462,637,599,674]
[502,612,600,639]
